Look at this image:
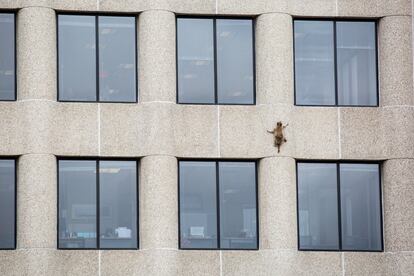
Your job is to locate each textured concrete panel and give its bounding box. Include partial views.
[0,249,98,276]
[339,108,384,160]
[292,107,339,159]
[18,154,56,249]
[21,100,54,154]
[379,16,413,106]
[259,157,297,249]
[139,10,176,103]
[288,0,337,17]
[99,0,215,13]
[344,252,414,275]
[140,155,178,249]
[220,105,339,159]
[52,103,99,156]
[17,7,56,100]
[218,0,288,14]
[100,103,174,156]
[383,159,414,252]
[382,106,414,159]
[338,0,412,17]
[256,13,293,105]
[0,102,25,155]
[166,0,216,14]
[220,105,294,158]
[101,250,220,276]
[98,0,154,11]
[172,104,218,158]
[0,0,51,8]
[52,0,97,10]
[222,250,342,276]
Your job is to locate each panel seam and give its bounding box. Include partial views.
[338,108,342,158]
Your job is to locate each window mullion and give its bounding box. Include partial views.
[333,21,338,106]
[213,19,218,104]
[96,160,100,249]
[95,16,100,102]
[336,163,342,250]
[216,161,221,249]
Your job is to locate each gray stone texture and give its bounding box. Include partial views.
[379,16,413,107]
[17,154,57,249]
[140,155,178,249]
[256,13,293,105]
[383,159,414,252]
[17,7,56,100]
[139,10,176,103]
[259,157,297,250]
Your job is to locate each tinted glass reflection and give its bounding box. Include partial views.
[0,14,15,100]
[58,160,97,248]
[99,16,136,102]
[298,163,339,250]
[340,164,382,251]
[217,20,254,104]
[58,15,96,101]
[0,160,15,249]
[179,161,217,249]
[99,161,137,249]
[295,21,335,105]
[177,19,215,103]
[219,162,257,249]
[337,22,377,106]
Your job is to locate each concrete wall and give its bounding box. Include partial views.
[0,0,413,275]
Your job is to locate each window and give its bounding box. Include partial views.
[177,18,255,105]
[0,13,15,101]
[58,15,137,102]
[294,20,378,106]
[58,159,138,249]
[297,162,383,251]
[179,161,258,250]
[0,159,16,249]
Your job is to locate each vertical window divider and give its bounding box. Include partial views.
[215,161,221,249]
[96,160,100,249]
[213,19,218,104]
[333,21,339,106]
[336,163,342,250]
[95,16,100,102]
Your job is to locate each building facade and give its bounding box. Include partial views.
[0,0,413,275]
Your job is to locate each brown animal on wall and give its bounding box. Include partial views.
[267,121,288,153]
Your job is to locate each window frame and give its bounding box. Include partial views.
[56,13,138,103]
[178,159,259,250]
[57,157,139,250]
[0,11,16,102]
[293,18,379,107]
[176,16,256,106]
[295,160,384,252]
[0,157,17,250]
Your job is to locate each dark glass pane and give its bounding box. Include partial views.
[340,164,382,251]
[219,162,257,249]
[99,16,136,102]
[0,14,15,100]
[0,160,15,248]
[217,19,254,104]
[58,15,96,101]
[337,22,377,106]
[58,160,97,248]
[179,161,218,248]
[297,163,339,250]
[177,18,215,104]
[295,21,335,105]
[99,161,137,249]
